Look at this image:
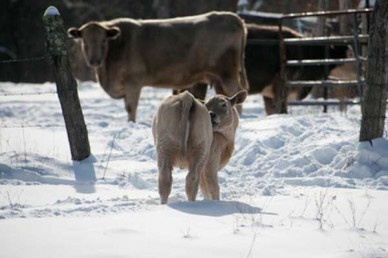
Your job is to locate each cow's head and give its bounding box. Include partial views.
[205,90,247,132]
[67,22,120,68]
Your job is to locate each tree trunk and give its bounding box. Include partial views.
[359,0,388,142]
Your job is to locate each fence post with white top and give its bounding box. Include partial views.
[42,6,90,161]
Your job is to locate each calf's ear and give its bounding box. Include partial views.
[107,27,121,40]
[67,27,81,38]
[229,90,247,106]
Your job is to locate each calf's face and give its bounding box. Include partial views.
[205,90,247,131]
[68,23,120,68]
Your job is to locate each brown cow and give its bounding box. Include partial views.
[186,23,349,115]
[245,23,349,114]
[67,12,249,122]
[152,90,247,204]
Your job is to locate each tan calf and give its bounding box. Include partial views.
[201,90,247,200]
[152,91,213,204]
[152,90,247,204]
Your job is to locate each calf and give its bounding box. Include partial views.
[152,91,213,204]
[152,90,247,204]
[68,12,248,122]
[201,90,247,200]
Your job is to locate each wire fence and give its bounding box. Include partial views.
[0,55,48,64]
[0,54,61,129]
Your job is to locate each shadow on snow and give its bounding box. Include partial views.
[169,199,277,217]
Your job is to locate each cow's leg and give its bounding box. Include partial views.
[201,160,220,200]
[157,153,173,204]
[172,83,208,100]
[186,151,208,202]
[185,165,201,202]
[201,152,221,200]
[216,77,244,114]
[124,85,141,122]
[263,96,276,115]
[188,83,208,100]
[272,75,288,114]
[199,170,211,199]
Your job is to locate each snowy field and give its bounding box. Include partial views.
[1,81,388,258]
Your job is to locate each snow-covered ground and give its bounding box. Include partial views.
[1,81,388,258]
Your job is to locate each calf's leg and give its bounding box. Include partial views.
[186,151,208,202]
[157,155,173,204]
[199,171,211,199]
[201,161,220,200]
[200,149,221,200]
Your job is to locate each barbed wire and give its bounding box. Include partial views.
[0,55,48,64]
[0,124,65,129]
[0,91,57,97]
[0,120,133,129]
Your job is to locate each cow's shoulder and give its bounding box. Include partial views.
[206,11,245,28]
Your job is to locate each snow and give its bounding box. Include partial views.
[1,81,388,258]
[43,6,60,17]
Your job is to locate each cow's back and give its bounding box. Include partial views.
[127,12,246,87]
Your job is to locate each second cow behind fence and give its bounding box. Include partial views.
[67,11,248,122]
[152,90,247,204]
[186,23,349,114]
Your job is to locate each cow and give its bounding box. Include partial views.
[153,0,239,18]
[152,91,212,204]
[245,23,349,114]
[201,90,247,200]
[67,11,249,122]
[185,23,349,115]
[152,90,247,204]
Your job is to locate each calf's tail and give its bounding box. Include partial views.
[180,91,194,157]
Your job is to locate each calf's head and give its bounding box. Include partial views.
[205,90,247,132]
[68,22,120,68]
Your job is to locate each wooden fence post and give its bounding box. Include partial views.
[359,1,388,142]
[42,6,90,161]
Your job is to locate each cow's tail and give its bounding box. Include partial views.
[239,20,250,91]
[180,91,193,157]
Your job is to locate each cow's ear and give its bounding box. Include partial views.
[229,90,247,106]
[107,27,120,40]
[67,27,81,38]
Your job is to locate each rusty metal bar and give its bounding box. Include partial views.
[352,12,364,103]
[277,18,288,113]
[288,100,361,106]
[286,57,365,66]
[281,8,373,20]
[286,79,364,88]
[247,36,369,46]
[283,35,369,45]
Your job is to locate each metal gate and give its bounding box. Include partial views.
[243,8,373,113]
[280,8,372,112]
